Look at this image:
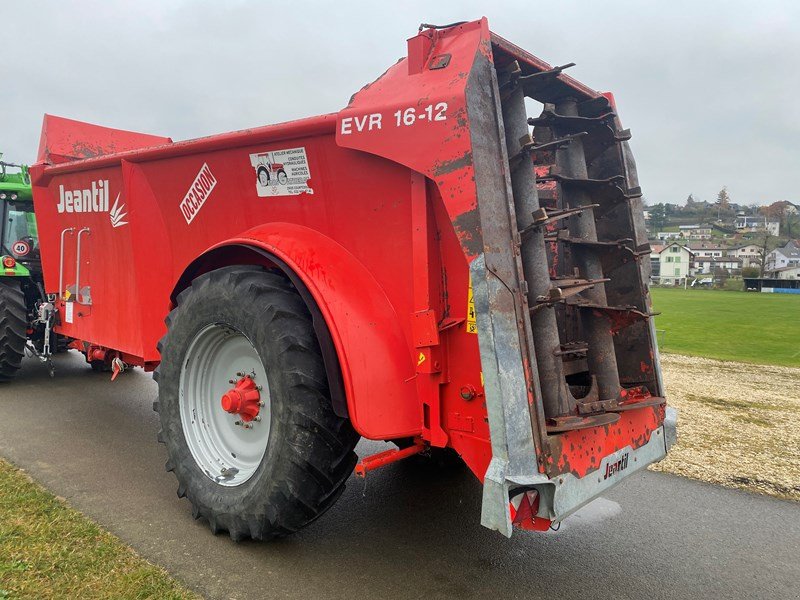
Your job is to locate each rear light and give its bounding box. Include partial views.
[2,256,16,268]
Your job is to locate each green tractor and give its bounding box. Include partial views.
[0,154,59,380]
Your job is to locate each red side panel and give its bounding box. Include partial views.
[37,114,172,165]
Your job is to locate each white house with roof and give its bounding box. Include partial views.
[735,214,780,236]
[765,240,800,272]
[693,256,742,276]
[687,242,725,258]
[766,266,800,280]
[657,242,694,284]
[730,243,762,268]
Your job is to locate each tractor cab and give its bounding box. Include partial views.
[0,158,38,276]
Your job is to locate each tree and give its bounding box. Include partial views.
[649,203,667,232]
[758,233,771,277]
[716,186,731,221]
[716,187,730,208]
[742,266,760,278]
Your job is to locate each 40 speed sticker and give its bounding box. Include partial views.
[12,240,30,256]
[249,147,313,197]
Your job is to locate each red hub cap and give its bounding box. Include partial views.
[220,376,261,422]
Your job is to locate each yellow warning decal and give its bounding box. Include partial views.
[466,277,477,334]
[417,352,426,366]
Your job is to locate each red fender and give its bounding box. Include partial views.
[208,223,421,440]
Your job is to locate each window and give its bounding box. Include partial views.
[671,246,680,253]
[674,267,681,276]
[665,256,672,263]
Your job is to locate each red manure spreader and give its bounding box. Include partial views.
[26,19,676,540]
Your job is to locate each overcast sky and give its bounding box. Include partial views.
[3,1,798,205]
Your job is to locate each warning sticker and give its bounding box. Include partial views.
[249,147,313,197]
[466,277,477,334]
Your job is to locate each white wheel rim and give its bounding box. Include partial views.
[179,323,271,487]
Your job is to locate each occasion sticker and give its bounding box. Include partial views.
[249,147,313,197]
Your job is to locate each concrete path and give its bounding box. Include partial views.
[0,353,798,600]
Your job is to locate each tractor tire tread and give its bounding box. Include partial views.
[0,280,28,381]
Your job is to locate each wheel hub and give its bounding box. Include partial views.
[220,376,261,422]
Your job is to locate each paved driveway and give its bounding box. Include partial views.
[0,353,798,599]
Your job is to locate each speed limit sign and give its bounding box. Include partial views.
[12,240,30,256]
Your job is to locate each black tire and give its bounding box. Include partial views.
[0,280,27,382]
[154,265,359,541]
[277,169,288,185]
[257,167,270,187]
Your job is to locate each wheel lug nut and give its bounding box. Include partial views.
[234,420,242,426]
[254,416,261,422]
[236,371,245,377]
[228,379,236,384]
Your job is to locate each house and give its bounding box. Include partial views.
[657,242,694,284]
[687,242,726,258]
[687,227,712,240]
[649,242,665,279]
[735,213,780,236]
[765,240,800,272]
[656,231,681,241]
[765,265,800,280]
[729,243,762,268]
[693,256,742,276]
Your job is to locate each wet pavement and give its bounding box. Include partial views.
[0,353,798,600]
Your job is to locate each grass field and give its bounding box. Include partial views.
[0,460,198,600]
[650,288,800,367]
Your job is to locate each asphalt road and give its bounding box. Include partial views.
[1,353,798,600]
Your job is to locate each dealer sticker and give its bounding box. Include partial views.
[249,147,313,197]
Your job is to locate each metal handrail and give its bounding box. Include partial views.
[58,227,75,298]
[75,228,90,304]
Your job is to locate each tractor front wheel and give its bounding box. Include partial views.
[154,265,359,541]
[0,280,27,381]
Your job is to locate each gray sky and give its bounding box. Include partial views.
[3,1,798,205]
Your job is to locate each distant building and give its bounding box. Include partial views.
[735,213,780,236]
[729,243,762,268]
[687,227,712,240]
[765,266,800,280]
[765,240,800,273]
[656,231,682,241]
[687,242,725,258]
[693,256,742,276]
[657,242,694,284]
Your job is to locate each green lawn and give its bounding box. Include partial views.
[0,460,198,600]
[651,288,800,367]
